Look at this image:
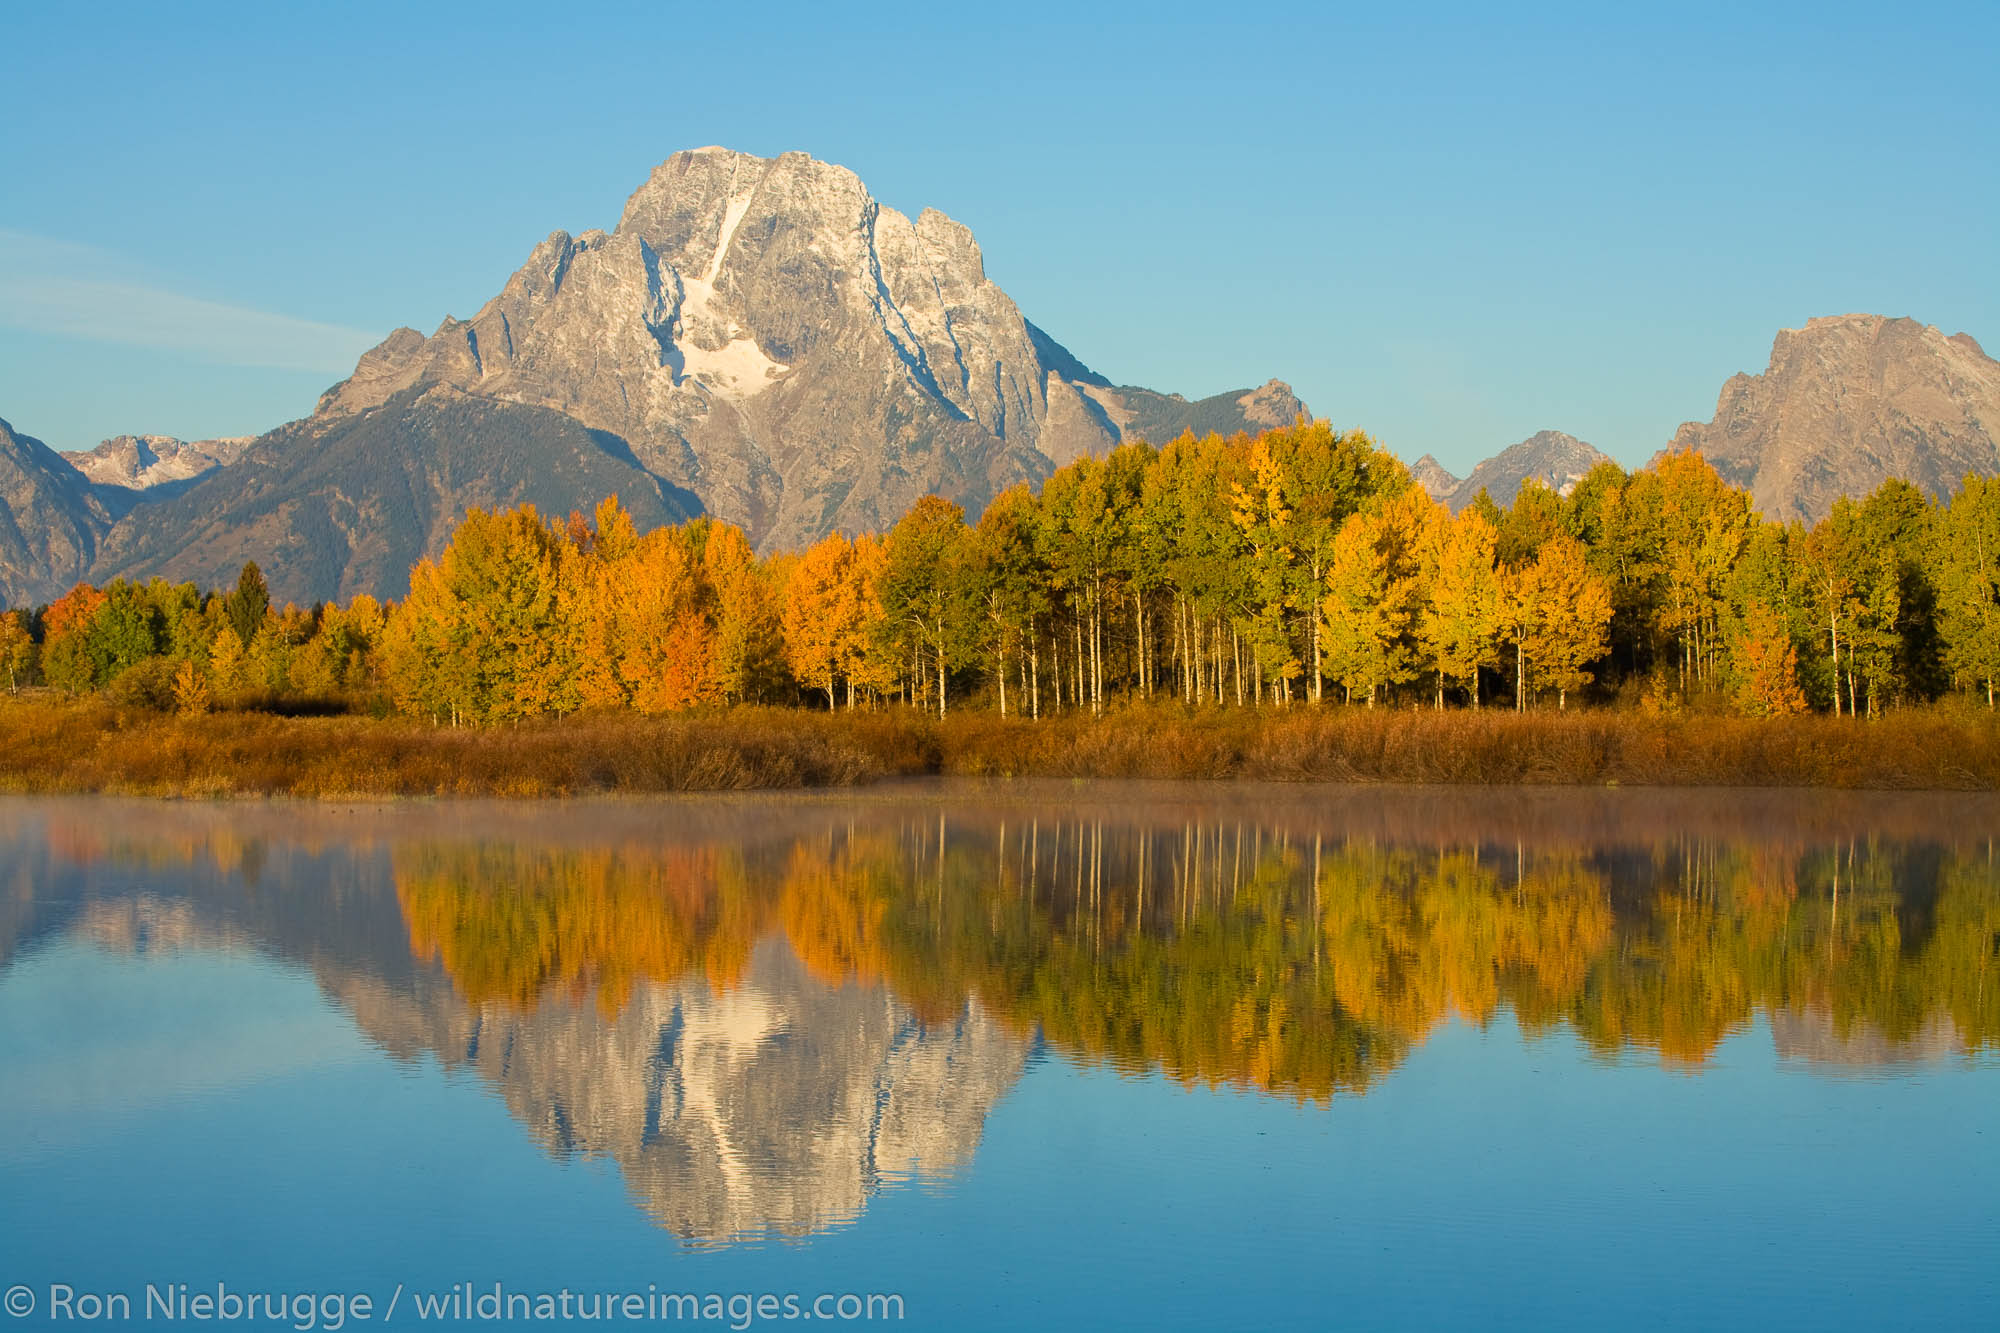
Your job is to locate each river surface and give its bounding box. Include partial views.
[0,783,1995,1330]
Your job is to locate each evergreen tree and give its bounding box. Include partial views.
[223,562,270,646]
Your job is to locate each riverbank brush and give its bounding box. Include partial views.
[1,697,1995,797]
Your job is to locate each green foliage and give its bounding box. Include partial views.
[223,562,269,646]
[1930,475,2000,705]
[105,656,180,711]
[879,495,980,715]
[16,418,1996,721]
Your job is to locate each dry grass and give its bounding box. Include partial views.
[1,696,1996,797]
[930,703,2000,789]
[0,699,893,798]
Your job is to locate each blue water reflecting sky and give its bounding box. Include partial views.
[0,791,1994,1330]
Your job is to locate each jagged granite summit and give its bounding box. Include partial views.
[61,434,252,514]
[1408,454,1462,503]
[1415,430,1614,512]
[1661,314,2000,523]
[0,149,1306,604]
[314,147,1306,553]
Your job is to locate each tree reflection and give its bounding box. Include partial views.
[6,795,1993,1245]
[395,843,769,1013]
[387,817,1997,1100]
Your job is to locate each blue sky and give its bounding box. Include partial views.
[2,0,1993,474]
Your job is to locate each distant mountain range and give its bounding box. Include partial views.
[60,434,252,516]
[0,148,1304,604]
[1657,314,2000,525]
[1414,316,2000,520]
[1412,430,1615,512]
[3,146,1999,607]
[85,390,705,605]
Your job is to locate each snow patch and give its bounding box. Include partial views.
[659,184,788,396]
[680,336,788,395]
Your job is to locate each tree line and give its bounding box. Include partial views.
[389,821,1998,1096]
[3,418,1997,720]
[26,806,1996,1096]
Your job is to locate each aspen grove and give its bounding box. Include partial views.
[5,421,1999,722]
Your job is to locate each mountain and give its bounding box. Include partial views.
[61,433,252,516]
[1409,454,1462,502]
[88,387,699,604]
[1416,430,1614,512]
[1098,378,1308,446]
[313,147,1306,553]
[0,147,1306,603]
[336,940,1028,1245]
[0,416,111,607]
[1662,314,2000,523]
[0,800,1029,1248]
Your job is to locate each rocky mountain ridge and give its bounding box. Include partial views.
[1415,430,1615,512]
[0,415,111,605]
[1657,314,2000,523]
[85,386,699,604]
[313,147,1307,553]
[59,433,253,518]
[0,147,1306,604]
[61,433,252,493]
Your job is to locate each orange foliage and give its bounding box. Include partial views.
[395,843,773,1015]
[43,582,107,642]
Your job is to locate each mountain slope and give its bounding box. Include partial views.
[0,416,111,607]
[1409,454,1462,503]
[88,387,698,604]
[1663,314,2000,523]
[11,149,1305,601]
[314,147,1305,552]
[61,434,253,517]
[1419,430,1614,512]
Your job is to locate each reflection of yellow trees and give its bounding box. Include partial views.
[381,822,1997,1094]
[1927,854,2000,1047]
[395,844,771,1014]
[1517,840,1998,1064]
[1320,846,1614,1041]
[779,839,893,990]
[762,823,1999,1098]
[771,827,1407,1100]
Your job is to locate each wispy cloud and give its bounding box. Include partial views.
[0,230,380,374]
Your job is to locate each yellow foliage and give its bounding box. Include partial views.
[170,659,210,716]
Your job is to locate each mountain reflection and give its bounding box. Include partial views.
[4,787,1996,1243]
[345,933,1026,1245]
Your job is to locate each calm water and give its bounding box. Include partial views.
[1,783,1995,1331]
